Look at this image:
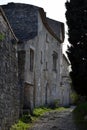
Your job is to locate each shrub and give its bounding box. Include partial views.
[20,114,32,123]
[48,99,60,109]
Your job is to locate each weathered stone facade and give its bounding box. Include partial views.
[23,13,64,109]
[1,3,71,116]
[2,3,66,113]
[0,2,72,129]
[0,8,19,130]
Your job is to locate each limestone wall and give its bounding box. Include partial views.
[0,10,19,130]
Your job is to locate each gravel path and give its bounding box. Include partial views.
[29,107,83,130]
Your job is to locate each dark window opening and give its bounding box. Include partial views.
[40,51,43,64]
[30,49,34,72]
[18,50,26,79]
[53,51,58,72]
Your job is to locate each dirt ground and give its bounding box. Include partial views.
[29,107,82,130]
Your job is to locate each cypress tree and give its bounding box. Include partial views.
[65,0,87,95]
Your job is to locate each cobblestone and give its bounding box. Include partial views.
[30,108,83,130]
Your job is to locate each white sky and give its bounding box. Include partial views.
[0,0,68,53]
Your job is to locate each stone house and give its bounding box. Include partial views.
[0,7,19,130]
[2,3,67,113]
[60,54,71,106]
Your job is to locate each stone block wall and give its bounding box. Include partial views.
[0,10,19,130]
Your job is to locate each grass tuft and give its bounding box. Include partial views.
[10,120,30,130]
[33,107,51,117]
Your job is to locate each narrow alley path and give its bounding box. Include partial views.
[29,107,83,130]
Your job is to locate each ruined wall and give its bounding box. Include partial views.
[0,11,19,130]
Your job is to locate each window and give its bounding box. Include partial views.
[30,49,34,72]
[5,62,8,73]
[53,51,58,72]
[46,34,50,43]
[46,62,48,70]
[40,51,43,64]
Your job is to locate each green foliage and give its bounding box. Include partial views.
[10,120,30,130]
[73,102,87,123]
[33,107,51,117]
[70,91,79,104]
[0,33,5,41]
[10,115,32,130]
[65,0,87,96]
[54,107,66,111]
[33,106,66,117]
[54,99,59,108]
[20,114,32,123]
